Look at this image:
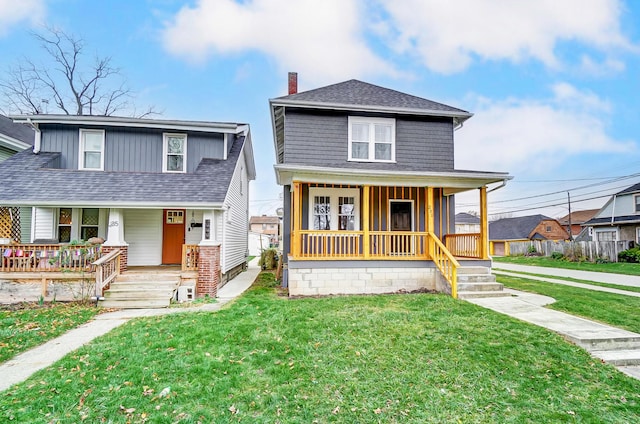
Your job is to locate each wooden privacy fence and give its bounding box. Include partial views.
[506,240,631,262]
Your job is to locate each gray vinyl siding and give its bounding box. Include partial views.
[39,124,225,173]
[283,110,454,171]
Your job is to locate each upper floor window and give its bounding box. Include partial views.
[163,133,187,173]
[79,129,105,170]
[348,117,395,163]
[635,195,640,213]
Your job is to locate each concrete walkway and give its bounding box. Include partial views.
[0,259,261,393]
[466,263,640,380]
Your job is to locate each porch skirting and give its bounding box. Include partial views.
[287,260,447,297]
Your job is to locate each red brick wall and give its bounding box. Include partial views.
[197,244,221,298]
[100,245,128,273]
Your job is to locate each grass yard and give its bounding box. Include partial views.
[0,302,100,364]
[495,269,640,294]
[1,273,638,423]
[493,255,640,276]
[496,274,640,334]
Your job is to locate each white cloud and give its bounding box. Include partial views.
[378,0,633,74]
[455,84,635,174]
[0,0,45,36]
[161,0,396,84]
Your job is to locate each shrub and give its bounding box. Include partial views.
[550,252,565,260]
[259,248,279,270]
[618,247,640,263]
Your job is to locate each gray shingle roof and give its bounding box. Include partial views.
[455,212,480,224]
[489,214,552,240]
[0,115,34,145]
[617,183,640,196]
[271,79,471,118]
[0,136,245,207]
[583,215,640,226]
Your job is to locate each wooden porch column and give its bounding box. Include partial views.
[479,186,489,259]
[362,185,370,258]
[426,187,434,233]
[291,182,301,259]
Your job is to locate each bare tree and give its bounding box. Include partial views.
[0,27,157,117]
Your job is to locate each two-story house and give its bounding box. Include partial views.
[270,75,511,297]
[0,115,255,301]
[583,183,640,246]
[249,215,280,246]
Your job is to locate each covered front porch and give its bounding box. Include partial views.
[285,181,493,297]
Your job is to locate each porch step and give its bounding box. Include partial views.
[457,290,512,300]
[456,266,508,300]
[98,270,181,309]
[566,335,640,352]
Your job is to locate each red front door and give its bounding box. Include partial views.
[162,209,185,264]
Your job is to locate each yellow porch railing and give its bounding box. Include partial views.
[299,231,363,259]
[445,233,481,258]
[182,244,199,271]
[428,233,460,298]
[368,231,429,259]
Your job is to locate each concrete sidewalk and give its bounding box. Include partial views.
[0,259,261,393]
[494,262,640,288]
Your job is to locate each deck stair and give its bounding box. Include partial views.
[98,269,182,309]
[456,266,511,300]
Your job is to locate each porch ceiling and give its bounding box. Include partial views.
[274,164,512,192]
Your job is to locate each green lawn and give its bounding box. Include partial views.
[1,273,638,423]
[493,255,640,276]
[495,269,640,294]
[0,302,100,364]
[496,274,640,333]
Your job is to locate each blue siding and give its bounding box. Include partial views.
[39,124,225,172]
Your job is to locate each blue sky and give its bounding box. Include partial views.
[1,0,640,219]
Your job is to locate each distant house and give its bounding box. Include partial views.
[0,114,256,302]
[269,74,511,297]
[249,215,280,246]
[557,209,600,239]
[583,183,640,246]
[489,214,570,256]
[455,212,480,234]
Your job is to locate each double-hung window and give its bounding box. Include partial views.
[348,117,395,162]
[163,133,187,173]
[635,195,640,214]
[79,129,105,170]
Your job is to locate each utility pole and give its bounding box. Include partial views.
[567,192,573,241]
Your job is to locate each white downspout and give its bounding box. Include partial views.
[26,118,41,153]
[611,195,617,225]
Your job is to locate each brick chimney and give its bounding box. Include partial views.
[288,72,298,95]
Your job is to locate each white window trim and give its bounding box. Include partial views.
[348,116,396,163]
[636,227,640,244]
[388,199,415,231]
[78,128,105,171]
[594,227,619,242]
[163,133,187,173]
[308,188,360,231]
[634,194,640,214]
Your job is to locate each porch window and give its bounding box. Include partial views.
[58,208,72,243]
[79,129,105,170]
[348,117,395,162]
[309,188,360,231]
[80,208,99,241]
[163,133,187,173]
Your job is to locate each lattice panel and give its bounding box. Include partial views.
[0,207,21,242]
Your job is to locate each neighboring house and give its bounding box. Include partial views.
[249,215,280,246]
[0,114,255,297]
[455,212,480,234]
[248,231,272,256]
[0,115,35,243]
[269,74,511,297]
[489,214,570,256]
[583,183,640,246]
[558,209,600,240]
